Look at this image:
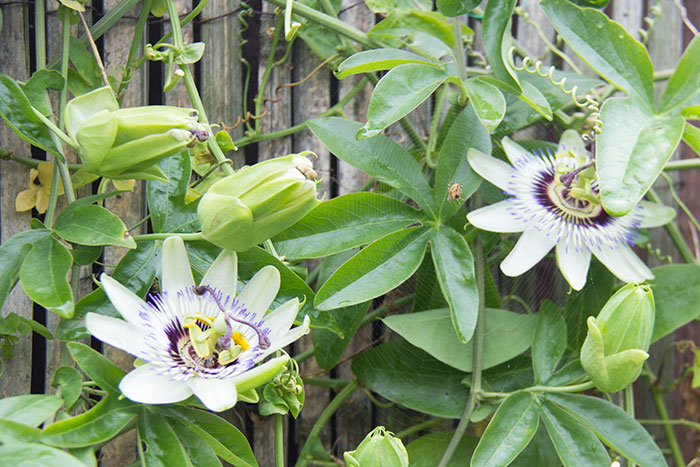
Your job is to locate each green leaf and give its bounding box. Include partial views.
[540,399,610,467]
[437,0,480,17]
[0,229,51,312]
[335,49,442,79]
[167,419,222,466]
[42,405,136,448]
[361,64,449,138]
[651,264,700,341]
[315,226,431,310]
[66,342,126,395]
[364,0,435,17]
[0,73,61,156]
[22,69,65,116]
[163,407,258,467]
[659,35,700,112]
[352,340,468,418]
[54,204,136,248]
[412,253,448,312]
[407,431,478,466]
[540,0,654,106]
[430,227,478,342]
[51,366,83,410]
[0,443,87,467]
[138,411,191,467]
[682,122,700,157]
[176,42,205,64]
[295,0,345,61]
[148,152,199,233]
[382,308,536,372]
[481,0,520,94]
[313,302,369,370]
[273,192,422,260]
[68,37,103,92]
[0,395,63,427]
[62,240,159,340]
[531,301,566,384]
[434,105,490,220]
[20,236,74,318]
[596,97,685,215]
[547,393,666,467]
[464,78,506,132]
[371,9,455,47]
[518,80,552,120]
[471,392,539,467]
[307,117,436,215]
[71,244,103,266]
[0,419,43,443]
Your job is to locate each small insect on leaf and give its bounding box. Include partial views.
[447,183,463,201]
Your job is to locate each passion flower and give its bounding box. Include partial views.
[467,130,674,290]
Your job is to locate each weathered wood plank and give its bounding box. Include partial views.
[0,0,33,398]
[99,1,146,464]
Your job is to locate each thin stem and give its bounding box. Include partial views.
[660,172,700,242]
[638,418,700,432]
[45,161,61,228]
[425,84,446,169]
[265,0,380,48]
[295,380,359,466]
[275,414,285,467]
[649,382,685,467]
[132,232,204,242]
[78,11,112,90]
[35,0,46,69]
[166,0,234,177]
[255,15,284,133]
[624,386,638,467]
[480,381,596,399]
[264,239,281,259]
[515,7,582,74]
[303,377,352,388]
[32,109,78,151]
[5,153,80,170]
[437,237,485,467]
[359,294,415,328]
[293,348,314,364]
[647,188,696,263]
[451,18,466,83]
[116,0,152,97]
[664,158,700,171]
[395,417,449,439]
[156,0,211,47]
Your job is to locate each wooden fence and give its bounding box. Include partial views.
[1,0,699,465]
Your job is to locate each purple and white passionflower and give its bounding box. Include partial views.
[467,130,675,291]
[86,236,310,411]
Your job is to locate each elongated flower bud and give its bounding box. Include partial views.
[343,427,409,467]
[580,283,655,393]
[65,87,208,181]
[198,153,320,251]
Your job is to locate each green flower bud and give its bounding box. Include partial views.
[198,153,320,251]
[343,427,409,467]
[580,283,655,393]
[65,87,208,181]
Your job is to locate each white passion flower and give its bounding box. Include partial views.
[85,236,310,411]
[467,130,675,291]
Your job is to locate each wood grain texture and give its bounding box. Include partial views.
[0,0,33,398]
[99,1,146,464]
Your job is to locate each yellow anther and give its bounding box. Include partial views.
[183,312,215,329]
[232,332,250,351]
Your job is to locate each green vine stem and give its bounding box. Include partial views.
[255,14,285,134]
[295,380,359,465]
[425,84,446,169]
[664,158,700,171]
[302,378,352,388]
[132,232,204,242]
[395,417,449,439]
[437,237,485,467]
[116,0,152,97]
[166,0,234,177]
[479,381,595,399]
[649,382,685,466]
[638,418,700,432]
[275,413,285,467]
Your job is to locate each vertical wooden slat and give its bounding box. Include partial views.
[0,0,32,398]
[291,40,333,461]
[331,0,374,455]
[99,1,146,464]
[200,0,244,168]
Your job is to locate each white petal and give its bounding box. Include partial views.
[467,149,514,192]
[502,137,535,165]
[557,129,585,156]
[262,298,300,339]
[162,237,195,295]
[99,274,147,325]
[467,201,528,233]
[186,377,238,412]
[118,364,192,404]
[555,242,592,291]
[592,245,654,284]
[638,201,676,228]
[259,315,311,360]
[201,249,238,298]
[500,229,557,277]
[234,355,290,394]
[85,313,149,359]
[237,265,280,317]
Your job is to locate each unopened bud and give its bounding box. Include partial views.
[344,427,409,467]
